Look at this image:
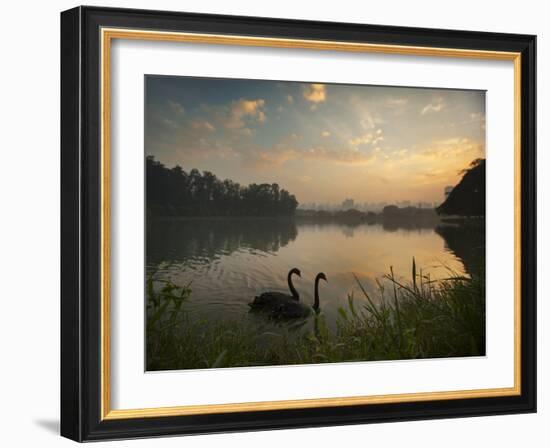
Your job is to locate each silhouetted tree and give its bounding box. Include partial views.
[382,205,400,216]
[437,159,485,217]
[146,156,299,217]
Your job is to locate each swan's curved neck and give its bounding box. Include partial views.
[314,278,321,310]
[288,271,299,299]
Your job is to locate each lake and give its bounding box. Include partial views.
[146,218,483,332]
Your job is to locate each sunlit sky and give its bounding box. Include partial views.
[145,76,485,205]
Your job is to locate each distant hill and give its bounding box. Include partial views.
[437,159,485,217]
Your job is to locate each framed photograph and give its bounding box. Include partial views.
[61,6,536,441]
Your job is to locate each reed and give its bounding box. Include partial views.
[146,259,485,371]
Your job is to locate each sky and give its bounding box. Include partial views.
[145,76,485,205]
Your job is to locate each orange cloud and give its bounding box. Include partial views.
[224,98,266,129]
[303,84,326,104]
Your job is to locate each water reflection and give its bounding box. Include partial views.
[147,218,297,267]
[146,218,483,332]
[435,221,485,275]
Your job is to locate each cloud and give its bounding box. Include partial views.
[246,141,379,170]
[385,97,408,107]
[389,148,409,159]
[161,118,179,129]
[147,97,270,164]
[157,100,186,130]
[224,98,266,129]
[469,112,483,121]
[235,99,265,115]
[303,84,326,104]
[421,97,445,115]
[167,100,185,116]
[247,148,299,169]
[191,120,215,131]
[384,97,409,116]
[357,111,385,130]
[348,129,384,148]
[303,146,377,165]
[349,134,373,147]
[410,138,484,166]
[469,112,486,129]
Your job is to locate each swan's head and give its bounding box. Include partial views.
[317,272,328,283]
[290,267,301,277]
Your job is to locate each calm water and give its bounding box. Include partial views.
[146,218,481,331]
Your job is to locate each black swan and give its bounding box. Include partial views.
[251,272,328,319]
[248,268,302,313]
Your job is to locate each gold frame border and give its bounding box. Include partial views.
[100,28,522,421]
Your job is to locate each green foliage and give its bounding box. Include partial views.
[146,270,193,367]
[335,263,485,361]
[146,262,485,371]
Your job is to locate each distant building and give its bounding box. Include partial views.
[341,198,355,210]
[444,186,454,199]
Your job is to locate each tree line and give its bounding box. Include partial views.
[146,156,299,217]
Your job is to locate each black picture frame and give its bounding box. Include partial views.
[61,5,536,442]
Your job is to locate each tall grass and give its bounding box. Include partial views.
[336,260,485,362]
[146,259,485,371]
